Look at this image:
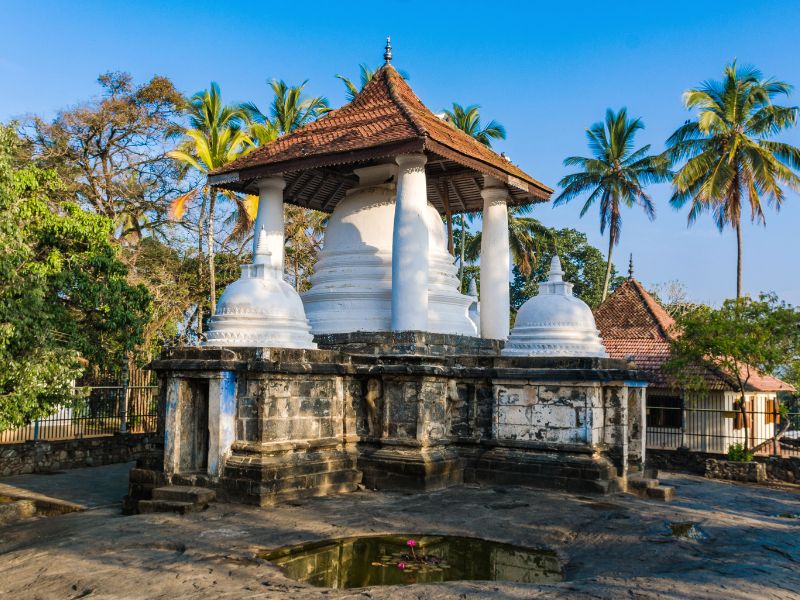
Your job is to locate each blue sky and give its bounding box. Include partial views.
[2,1,799,304]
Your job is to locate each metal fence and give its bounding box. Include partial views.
[0,384,158,444]
[647,401,800,457]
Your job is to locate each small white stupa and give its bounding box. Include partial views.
[204,228,317,349]
[502,255,607,357]
[301,163,476,336]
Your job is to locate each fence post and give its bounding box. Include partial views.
[33,419,40,441]
[773,400,779,457]
[120,366,129,434]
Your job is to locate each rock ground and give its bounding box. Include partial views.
[0,464,798,599]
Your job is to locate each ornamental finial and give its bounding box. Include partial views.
[628,253,634,279]
[383,36,392,64]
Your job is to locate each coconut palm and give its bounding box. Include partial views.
[242,80,329,137]
[665,62,800,298]
[443,103,506,148]
[168,82,253,321]
[465,207,555,278]
[554,108,671,301]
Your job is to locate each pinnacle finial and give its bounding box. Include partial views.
[383,36,392,64]
[548,255,564,282]
[254,226,271,264]
[467,278,478,298]
[628,253,634,279]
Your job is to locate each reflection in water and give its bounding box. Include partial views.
[260,534,564,588]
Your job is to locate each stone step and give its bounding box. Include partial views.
[628,477,660,490]
[138,499,199,515]
[646,486,675,502]
[152,486,216,505]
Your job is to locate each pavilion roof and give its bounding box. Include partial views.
[593,279,794,393]
[208,64,552,214]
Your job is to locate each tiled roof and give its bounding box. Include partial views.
[594,279,793,392]
[209,65,552,213]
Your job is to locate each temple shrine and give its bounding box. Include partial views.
[126,41,658,511]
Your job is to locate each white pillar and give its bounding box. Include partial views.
[480,176,510,340]
[391,153,429,331]
[254,176,286,272]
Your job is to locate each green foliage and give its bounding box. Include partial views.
[510,228,622,311]
[727,443,754,462]
[665,62,800,298]
[443,103,506,148]
[665,293,800,449]
[0,126,151,429]
[554,108,671,300]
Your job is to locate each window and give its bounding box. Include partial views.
[765,398,777,425]
[647,395,682,428]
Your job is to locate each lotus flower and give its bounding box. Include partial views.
[406,539,417,547]
[397,562,406,569]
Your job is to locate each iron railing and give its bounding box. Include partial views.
[646,402,800,457]
[0,384,158,444]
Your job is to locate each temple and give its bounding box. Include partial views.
[125,41,666,512]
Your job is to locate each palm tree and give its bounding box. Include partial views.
[665,62,800,298]
[242,80,329,137]
[465,207,556,278]
[443,103,506,148]
[554,108,671,301]
[443,103,507,286]
[168,82,253,323]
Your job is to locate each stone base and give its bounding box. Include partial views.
[467,447,622,494]
[313,331,502,356]
[220,441,362,506]
[705,459,767,483]
[357,444,464,491]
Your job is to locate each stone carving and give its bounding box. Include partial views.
[364,377,383,438]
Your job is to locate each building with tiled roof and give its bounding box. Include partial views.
[594,276,793,454]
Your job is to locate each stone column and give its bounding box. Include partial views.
[254,176,286,272]
[207,372,237,477]
[391,153,429,331]
[479,176,510,340]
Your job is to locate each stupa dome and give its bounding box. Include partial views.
[301,163,477,336]
[204,230,316,348]
[502,256,607,357]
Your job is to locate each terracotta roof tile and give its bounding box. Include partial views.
[209,65,551,212]
[594,279,793,392]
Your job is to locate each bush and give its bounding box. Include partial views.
[727,443,754,462]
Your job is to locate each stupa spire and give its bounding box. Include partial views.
[383,36,392,64]
[254,226,271,265]
[628,253,634,279]
[548,255,565,282]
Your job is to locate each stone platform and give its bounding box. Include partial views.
[127,335,648,510]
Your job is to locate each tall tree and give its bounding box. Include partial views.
[665,62,800,298]
[23,72,184,242]
[554,108,671,301]
[243,80,329,137]
[168,82,253,320]
[0,126,151,428]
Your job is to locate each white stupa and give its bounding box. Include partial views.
[502,255,607,357]
[204,229,317,349]
[301,163,477,336]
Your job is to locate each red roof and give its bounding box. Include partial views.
[209,64,551,213]
[594,279,793,392]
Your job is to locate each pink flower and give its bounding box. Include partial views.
[406,539,417,547]
[397,562,406,569]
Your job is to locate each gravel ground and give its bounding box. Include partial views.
[0,469,798,599]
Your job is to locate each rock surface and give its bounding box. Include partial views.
[0,469,798,598]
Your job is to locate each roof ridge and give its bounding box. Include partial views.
[627,279,676,339]
[380,65,427,138]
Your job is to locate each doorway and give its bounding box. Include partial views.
[178,378,209,473]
